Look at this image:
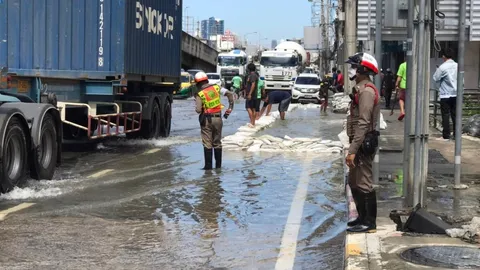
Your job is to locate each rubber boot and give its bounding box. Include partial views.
[347,191,377,233]
[347,188,365,227]
[214,148,222,169]
[202,148,213,170]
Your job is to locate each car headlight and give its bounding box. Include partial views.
[293,87,301,91]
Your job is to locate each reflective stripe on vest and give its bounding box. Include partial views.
[198,85,222,113]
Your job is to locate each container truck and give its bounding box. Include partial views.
[260,41,307,92]
[0,0,182,192]
[216,50,247,88]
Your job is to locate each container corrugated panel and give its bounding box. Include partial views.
[124,0,181,77]
[0,0,181,80]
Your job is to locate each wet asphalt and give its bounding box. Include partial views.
[0,98,347,270]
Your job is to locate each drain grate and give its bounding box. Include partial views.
[400,246,480,269]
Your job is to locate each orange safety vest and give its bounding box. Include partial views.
[198,85,223,114]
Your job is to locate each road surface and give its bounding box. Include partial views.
[0,98,347,270]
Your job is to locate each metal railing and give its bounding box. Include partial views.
[429,88,480,130]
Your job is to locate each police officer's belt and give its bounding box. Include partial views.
[205,113,221,117]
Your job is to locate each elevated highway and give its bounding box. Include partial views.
[182,32,218,72]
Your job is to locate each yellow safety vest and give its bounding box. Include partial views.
[198,85,223,113]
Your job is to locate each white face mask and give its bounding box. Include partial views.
[348,67,357,80]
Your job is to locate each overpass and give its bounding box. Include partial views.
[182,32,218,72]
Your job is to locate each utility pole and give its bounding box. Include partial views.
[321,0,328,75]
[403,0,417,206]
[412,0,431,207]
[454,0,467,188]
[344,0,357,94]
[196,20,200,38]
[372,0,382,185]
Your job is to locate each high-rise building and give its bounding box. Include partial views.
[201,17,225,39]
[201,20,209,39]
[271,40,278,48]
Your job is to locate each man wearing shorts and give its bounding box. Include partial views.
[245,63,260,127]
[258,91,291,120]
[395,61,407,121]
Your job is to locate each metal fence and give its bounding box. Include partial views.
[429,88,480,130]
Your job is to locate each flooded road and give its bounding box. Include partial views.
[0,99,347,270]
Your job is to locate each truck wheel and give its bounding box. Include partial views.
[0,117,28,193]
[30,114,58,180]
[159,98,171,138]
[143,100,161,139]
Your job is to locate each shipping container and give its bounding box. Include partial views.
[0,0,182,81]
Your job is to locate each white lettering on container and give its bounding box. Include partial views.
[98,0,105,67]
[135,1,175,39]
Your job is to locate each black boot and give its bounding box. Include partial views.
[347,188,365,227]
[214,148,222,169]
[202,148,213,170]
[347,190,377,233]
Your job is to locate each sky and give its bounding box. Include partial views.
[182,0,312,47]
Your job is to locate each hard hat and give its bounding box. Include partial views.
[345,52,379,75]
[194,72,208,83]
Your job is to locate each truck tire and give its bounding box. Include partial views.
[159,97,171,138]
[0,117,28,193]
[143,100,161,139]
[30,114,58,180]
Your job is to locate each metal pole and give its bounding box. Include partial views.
[344,0,357,94]
[421,9,431,205]
[403,0,415,206]
[373,0,382,185]
[454,0,466,187]
[413,0,426,207]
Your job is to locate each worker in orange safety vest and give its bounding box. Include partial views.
[194,72,234,170]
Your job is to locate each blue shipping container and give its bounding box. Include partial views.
[0,0,182,81]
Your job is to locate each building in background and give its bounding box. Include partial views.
[271,40,278,48]
[201,17,225,39]
[201,20,209,39]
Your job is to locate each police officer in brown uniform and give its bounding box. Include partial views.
[194,72,234,170]
[344,52,380,233]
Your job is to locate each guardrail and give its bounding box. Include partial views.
[429,88,480,130]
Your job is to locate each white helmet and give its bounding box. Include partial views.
[194,72,208,83]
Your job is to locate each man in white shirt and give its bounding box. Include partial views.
[433,48,458,141]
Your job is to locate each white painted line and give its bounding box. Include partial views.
[275,155,312,270]
[0,202,35,221]
[144,148,161,154]
[88,169,114,179]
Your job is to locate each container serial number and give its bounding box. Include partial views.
[98,0,104,67]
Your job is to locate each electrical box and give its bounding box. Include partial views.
[398,0,408,10]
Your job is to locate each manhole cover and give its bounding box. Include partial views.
[400,246,480,269]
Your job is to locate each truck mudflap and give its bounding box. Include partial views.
[57,101,142,139]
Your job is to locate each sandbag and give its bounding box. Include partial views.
[463,114,480,137]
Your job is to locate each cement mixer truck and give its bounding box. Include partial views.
[216,50,248,88]
[260,41,307,92]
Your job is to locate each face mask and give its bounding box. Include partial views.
[348,67,357,80]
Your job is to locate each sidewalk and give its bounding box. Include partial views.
[340,109,480,270]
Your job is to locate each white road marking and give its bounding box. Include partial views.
[88,169,114,178]
[144,148,161,154]
[0,202,35,221]
[275,155,313,270]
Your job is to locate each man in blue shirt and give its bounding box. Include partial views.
[433,48,458,141]
[258,91,292,120]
